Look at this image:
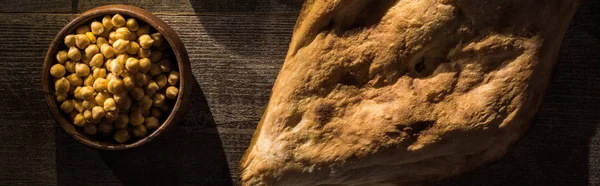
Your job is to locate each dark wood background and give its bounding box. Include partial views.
[0,0,598,185]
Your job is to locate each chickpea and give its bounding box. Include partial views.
[149,51,162,63]
[115,27,131,40]
[91,106,105,120]
[151,33,163,47]
[108,78,124,93]
[92,67,107,79]
[113,91,128,103]
[108,59,124,75]
[144,80,159,95]
[74,113,87,127]
[93,78,108,92]
[87,57,102,71]
[105,111,118,121]
[134,72,149,87]
[66,74,83,87]
[151,107,161,118]
[124,18,139,31]
[166,72,180,85]
[55,77,70,93]
[115,113,129,129]
[122,76,135,90]
[114,129,130,143]
[64,34,76,47]
[108,31,116,44]
[55,91,68,102]
[83,110,93,121]
[111,14,126,28]
[90,21,104,35]
[100,44,116,58]
[102,15,113,30]
[120,71,133,78]
[115,53,129,66]
[84,44,99,59]
[139,95,153,110]
[144,116,159,129]
[56,50,68,64]
[106,73,117,81]
[137,59,150,74]
[98,122,113,136]
[62,62,74,74]
[85,32,97,44]
[125,57,140,72]
[148,63,161,76]
[73,86,82,98]
[75,34,91,49]
[104,98,117,111]
[84,75,95,87]
[96,37,108,47]
[113,39,130,54]
[60,100,75,113]
[158,59,171,72]
[80,54,91,65]
[67,46,82,61]
[130,111,145,126]
[79,85,94,99]
[75,63,90,77]
[73,100,84,113]
[128,31,137,41]
[152,76,166,90]
[76,25,90,34]
[82,99,96,110]
[136,24,149,37]
[100,28,110,38]
[84,124,97,135]
[132,125,147,137]
[138,47,151,58]
[127,41,140,55]
[165,86,178,99]
[152,93,165,107]
[138,34,154,49]
[118,96,132,111]
[130,87,145,101]
[95,92,110,106]
[50,64,66,78]
[140,106,151,117]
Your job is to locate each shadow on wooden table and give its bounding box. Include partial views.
[55,77,233,186]
[438,1,600,185]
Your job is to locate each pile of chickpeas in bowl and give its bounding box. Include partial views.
[50,14,180,143]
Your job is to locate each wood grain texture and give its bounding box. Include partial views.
[0,0,72,13]
[0,0,599,185]
[78,0,304,14]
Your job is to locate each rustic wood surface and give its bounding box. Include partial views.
[0,0,598,185]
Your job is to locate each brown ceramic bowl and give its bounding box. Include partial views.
[41,5,191,150]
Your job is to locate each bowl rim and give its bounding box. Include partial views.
[42,4,191,150]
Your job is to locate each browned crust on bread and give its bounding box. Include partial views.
[241,0,580,185]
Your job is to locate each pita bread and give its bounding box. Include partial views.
[241,0,579,185]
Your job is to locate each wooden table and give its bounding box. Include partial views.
[0,0,598,185]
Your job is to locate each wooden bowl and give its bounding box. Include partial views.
[41,5,191,150]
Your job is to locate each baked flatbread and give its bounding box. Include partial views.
[241,0,579,185]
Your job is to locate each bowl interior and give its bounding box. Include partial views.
[42,5,190,150]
